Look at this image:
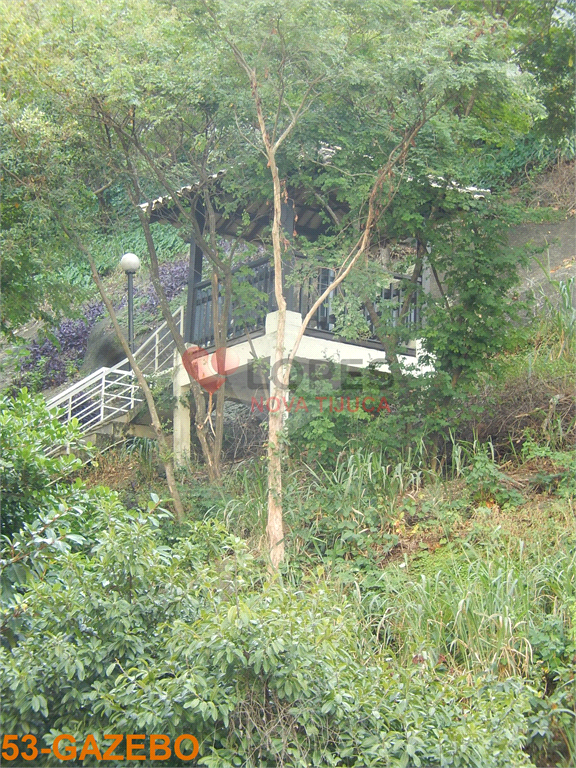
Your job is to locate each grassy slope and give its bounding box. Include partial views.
[4,159,574,766]
[76,301,576,766]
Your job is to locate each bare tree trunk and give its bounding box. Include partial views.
[59,225,186,522]
[266,408,285,568]
[266,151,288,569]
[133,200,220,481]
[199,3,431,567]
[211,260,234,475]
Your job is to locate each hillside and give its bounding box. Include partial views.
[1,0,575,764]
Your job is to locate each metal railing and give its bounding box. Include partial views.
[190,258,421,348]
[298,269,421,339]
[191,258,274,347]
[47,367,142,436]
[46,306,185,443]
[132,305,185,374]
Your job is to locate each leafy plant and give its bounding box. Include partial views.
[1,500,541,767]
[0,389,90,536]
[16,302,104,392]
[121,437,159,483]
[464,442,524,507]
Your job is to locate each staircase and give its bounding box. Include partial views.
[46,306,184,445]
[45,258,422,456]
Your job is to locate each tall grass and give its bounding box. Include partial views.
[305,444,429,501]
[362,540,576,678]
[120,437,159,480]
[540,275,576,360]
[530,271,576,364]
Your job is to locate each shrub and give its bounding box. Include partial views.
[0,389,88,536]
[2,507,537,768]
[18,303,104,392]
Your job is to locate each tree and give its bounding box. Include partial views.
[1,0,542,565]
[0,187,84,335]
[189,0,540,566]
[63,227,186,520]
[448,0,575,140]
[0,0,253,480]
[1,0,194,512]
[430,0,575,185]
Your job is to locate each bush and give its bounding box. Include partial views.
[2,494,541,768]
[0,389,89,536]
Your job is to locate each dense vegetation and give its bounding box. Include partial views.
[1,0,575,765]
[2,352,575,768]
[1,285,575,765]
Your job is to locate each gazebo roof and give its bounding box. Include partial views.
[139,172,489,243]
[139,173,349,243]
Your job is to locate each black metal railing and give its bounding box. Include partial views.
[190,257,274,347]
[294,267,421,344]
[190,256,421,349]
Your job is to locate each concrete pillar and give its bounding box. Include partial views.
[172,352,191,465]
[265,310,302,347]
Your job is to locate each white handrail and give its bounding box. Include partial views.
[46,305,185,444]
[106,305,185,376]
[48,367,110,409]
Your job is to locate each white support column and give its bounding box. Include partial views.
[172,351,191,465]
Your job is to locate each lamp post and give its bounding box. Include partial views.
[120,253,141,353]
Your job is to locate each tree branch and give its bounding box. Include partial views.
[56,219,185,521]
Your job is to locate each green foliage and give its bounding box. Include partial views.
[0,0,201,332]
[536,275,576,362]
[469,274,575,459]
[0,0,546,333]
[521,437,576,498]
[0,389,90,536]
[422,198,531,382]
[361,535,575,666]
[1,494,541,768]
[286,366,381,467]
[463,443,525,507]
[0,487,133,649]
[0,187,87,333]
[438,0,575,142]
[121,437,160,484]
[230,264,270,327]
[285,360,492,475]
[365,371,473,462]
[1,396,574,764]
[284,457,400,567]
[513,1,576,142]
[472,134,570,189]
[218,435,576,762]
[358,536,576,762]
[90,221,185,276]
[1,1,574,762]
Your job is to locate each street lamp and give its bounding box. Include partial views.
[120,252,141,353]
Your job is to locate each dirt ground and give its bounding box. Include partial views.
[510,214,576,308]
